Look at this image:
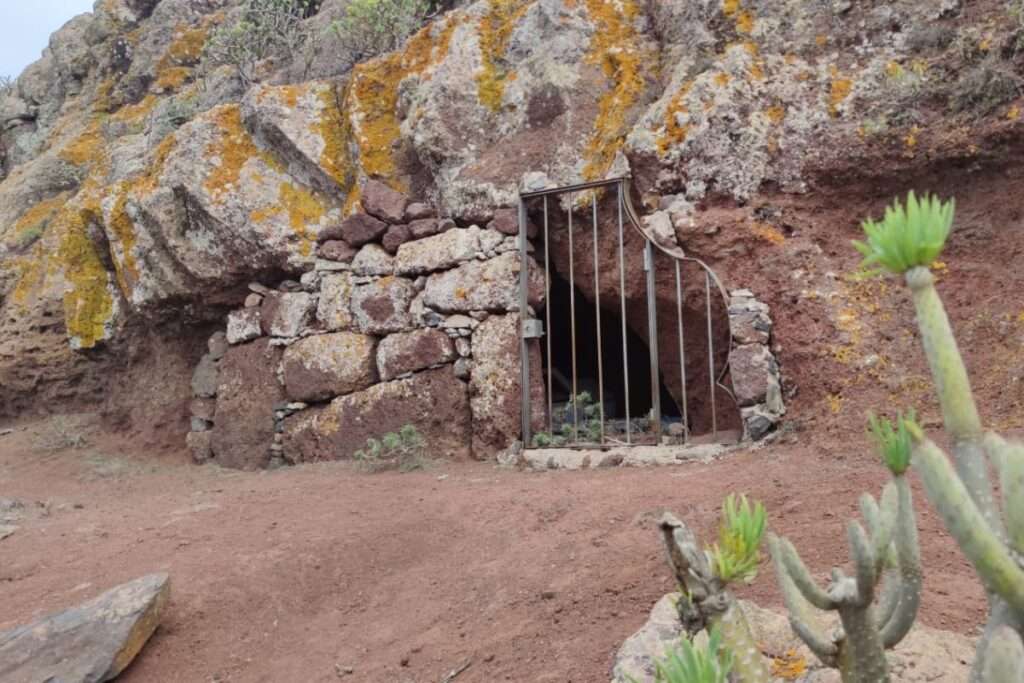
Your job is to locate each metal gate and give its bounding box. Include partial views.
[517,176,738,449]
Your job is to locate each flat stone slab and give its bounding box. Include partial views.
[0,573,170,683]
[522,444,729,471]
[612,593,974,683]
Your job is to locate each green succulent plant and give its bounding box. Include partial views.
[867,411,916,475]
[653,627,733,683]
[709,494,766,584]
[853,191,954,274]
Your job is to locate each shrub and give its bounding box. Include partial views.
[204,0,320,84]
[0,75,14,97]
[330,0,428,62]
[531,391,604,447]
[353,424,427,472]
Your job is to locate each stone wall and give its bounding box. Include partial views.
[186,181,546,469]
[727,289,784,440]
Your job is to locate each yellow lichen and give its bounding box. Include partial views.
[748,221,785,245]
[828,67,852,117]
[765,104,785,124]
[110,94,158,126]
[714,72,731,87]
[55,205,115,348]
[825,393,844,414]
[348,14,460,187]
[203,104,277,202]
[155,66,192,93]
[279,183,324,257]
[735,10,754,34]
[657,81,693,154]
[722,0,739,16]
[59,119,105,167]
[160,23,210,68]
[5,194,69,248]
[476,0,533,112]
[580,0,650,179]
[1008,104,1021,121]
[904,125,920,149]
[315,84,356,193]
[93,77,117,113]
[770,650,808,679]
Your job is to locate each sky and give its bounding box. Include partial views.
[0,0,97,79]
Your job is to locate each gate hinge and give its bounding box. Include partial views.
[521,319,544,338]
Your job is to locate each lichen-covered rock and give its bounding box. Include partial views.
[0,573,170,683]
[351,243,395,276]
[330,212,388,246]
[316,272,354,331]
[226,308,261,344]
[469,314,546,458]
[262,291,315,338]
[210,338,283,470]
[376,328,455,381]
[281,332,377,402]
[421,252,544,313]
[361,179,407,223]
[351,276,415,334]
[281,366,470,463]
[318,239,356,262]
[394,226,483,276]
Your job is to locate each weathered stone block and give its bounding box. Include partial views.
[351,276,415,334]
[731,343,774,407]
[394,226,481,275]
[319,239,356,262]
[190,397,217,420]
[207,331,229,360]
[408,217,441,239]
[186,430,213,463]
[329,212,388,246]
[226,308,262,344]
[405,202,435,221]
[421,252,544,313]
[262,292,315,338]
[377,328,455,381]
[281,332,377,402]
[382,224,412,253]
[281,367,470,463]
[316,273,354,331]
[488,207,537,238]
[191,353,218,398]
[351,243,395,276]
[361,179,408,224]
[469,314,546,458]
[211,338,283,470]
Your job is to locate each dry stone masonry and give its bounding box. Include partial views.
[186,181,546,469]
[727,289,784,441]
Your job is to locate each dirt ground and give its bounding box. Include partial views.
[0,415,985,683]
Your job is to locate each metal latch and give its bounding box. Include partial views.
[522,319,545,338]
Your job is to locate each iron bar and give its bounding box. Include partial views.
[543,197,553,436]
[617,182,632,444]
[518,198,532,446]
[568,193,579,443]
[705,269,717,438]
[675,260,688,443]
[645,241,661,442]
[592,193,605,444]
[518,176,629,199]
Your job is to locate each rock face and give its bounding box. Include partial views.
[612,594,974,683]
[0,573,170,683]
[282,366,470,463]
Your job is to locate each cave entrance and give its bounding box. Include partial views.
[516,177,741,449]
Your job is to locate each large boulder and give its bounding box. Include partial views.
[210,338,283,470]
[0,573,170,683]
[469,314,545,457]
[281,332,377,402]
[281,366,471,462]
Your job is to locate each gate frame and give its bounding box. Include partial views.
[517,176,738,449]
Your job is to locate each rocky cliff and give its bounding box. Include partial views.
[4,0,1024,450]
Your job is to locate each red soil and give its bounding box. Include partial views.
[0,417,984,682]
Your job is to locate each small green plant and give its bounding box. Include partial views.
[330,0,428,62]
[353,424,426,472]
[867,410,914,475]
[204,0,319,84]
[853,191,954,274]
[651,627,733,683]
[531,391,603,447]
[709,494,766,584]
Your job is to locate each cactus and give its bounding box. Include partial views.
[768,413,922,683]
[852,191,1024,680]
[659,495,772,682]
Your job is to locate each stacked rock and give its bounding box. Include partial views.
[727,289,784,440]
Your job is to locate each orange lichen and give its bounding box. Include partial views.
[160,23,210,69]
[735,10,754,34]
[826,393,844,414]
[828,66,853,117]
[904,125,920,149]
[315,84,356,193]
[714,72,731,87]
[657,81,693,154]
[155,66,192,93]
[722,0,739,16]
[770,650,808,679]
[581,0,650,179]
[279,183,324,257]
[59,119,105,167]
[766,104,785,124]
[110,94,158,125]
[203,104,277,202]
[348,14,460,186]
[476,0,533,112]
[6,194,69,248]
[749,221,785,245]
[93,77,117,113]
